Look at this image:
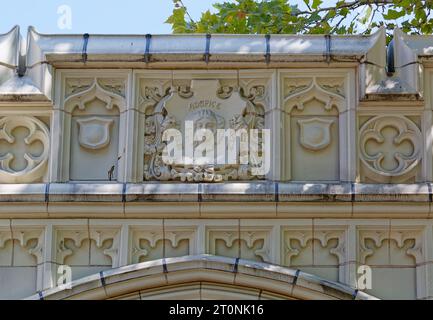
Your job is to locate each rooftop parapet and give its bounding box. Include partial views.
[0,26,20,87]
[26,26,386,66]
[0,26,432,102]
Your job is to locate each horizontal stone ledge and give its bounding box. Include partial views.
[0,182,431,203]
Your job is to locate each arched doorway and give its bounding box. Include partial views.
[27,255,378,300]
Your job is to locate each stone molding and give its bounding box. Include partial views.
[24,255,378,300]
[0,182,430,203]
[1,218,431,299]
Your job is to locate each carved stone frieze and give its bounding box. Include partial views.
[359,229,423,264]
[143,79,267,182]
[0,228,44,264]
[56,228,120,267]
[131,228,194,263]
[208,228,271,262]
[283,229,345,266]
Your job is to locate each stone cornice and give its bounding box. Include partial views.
[0,182,430,203]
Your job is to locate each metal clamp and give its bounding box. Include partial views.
[82,33,90,63]
[204,34,211,64]
[325,34,331,64]
[145,34,152,63]
[265,34,271,64]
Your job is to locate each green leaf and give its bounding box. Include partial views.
[359,6,372,24]
[312,0,322,10]
[383,9,406,20]
[164,0,425,36]
[339,7,349,17]
[165,7,188,33]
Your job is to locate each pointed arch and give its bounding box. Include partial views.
[64,80,126,113]
[27,255,378,300]
[284,78,346,114]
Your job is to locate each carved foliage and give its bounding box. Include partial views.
[0,116,50,183]
[143,79,267,182]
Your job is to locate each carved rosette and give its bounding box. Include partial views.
[0,116,50,183]
[359,115,422,182]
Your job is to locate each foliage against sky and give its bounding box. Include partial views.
[166,0,433,36]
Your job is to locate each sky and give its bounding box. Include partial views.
[0,0,366,37]
[0,0,225,35]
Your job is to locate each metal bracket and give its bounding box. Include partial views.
[233,257,240,273]
[325,34,331,64]
[145,34,152,63]
[82,33,90,63]
[204,34,211,64]
[265,34,271,65]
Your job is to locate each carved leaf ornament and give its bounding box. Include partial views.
[143,80,266,182]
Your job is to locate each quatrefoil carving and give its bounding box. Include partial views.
[359,115,421,182]
[0,116,50,183]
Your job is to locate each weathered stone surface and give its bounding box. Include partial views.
[2,25,433,301]
[201,182,276,202]
[354,183,430,202]
[48,183,124,202]
[0,184,46,202]
[278,183,352,202]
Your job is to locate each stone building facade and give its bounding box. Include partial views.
[0,25,432,299]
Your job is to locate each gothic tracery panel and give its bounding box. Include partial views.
[130,227,195,263]
[358,115,422,183]
[63,77,126,182]
[282,227,346,282]
[0,116,50,183]
[207,227,271,262]
[282,75,347,181]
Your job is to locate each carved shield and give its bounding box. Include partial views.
[298,118,334,151]
[76,117,114,150]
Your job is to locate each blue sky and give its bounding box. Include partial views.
[0,0,366,36]
[0,0,225,35]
